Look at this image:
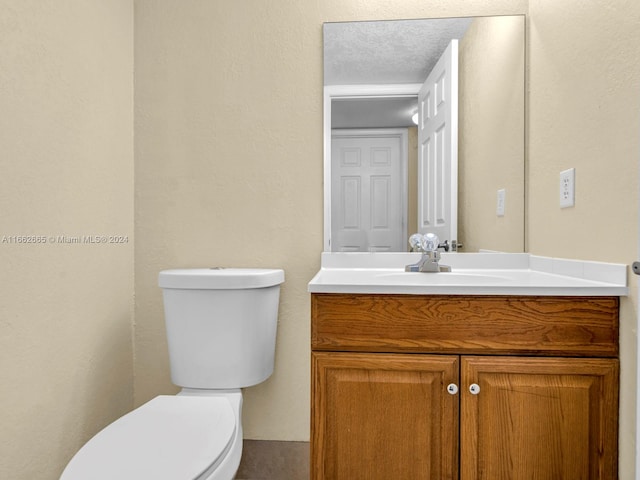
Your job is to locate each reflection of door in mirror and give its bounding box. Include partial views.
[331,129,407,252]
[418,39,458,247]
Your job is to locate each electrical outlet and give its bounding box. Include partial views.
[496,189,506,216]
[559,168,575,208]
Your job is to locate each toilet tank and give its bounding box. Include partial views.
[158,268,284,389]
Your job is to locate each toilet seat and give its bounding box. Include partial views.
[60,395,236,480]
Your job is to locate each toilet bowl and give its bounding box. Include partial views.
[60,268,284,480]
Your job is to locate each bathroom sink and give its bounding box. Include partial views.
[307,268,512,293]
[307,252,628,296]
[375,271,511,285]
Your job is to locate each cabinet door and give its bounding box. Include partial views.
[461,356,619,480]
[312,352,459,480]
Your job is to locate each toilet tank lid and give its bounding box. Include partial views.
[159,268,285,289]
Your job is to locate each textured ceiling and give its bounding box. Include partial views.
[324,17,473,86]
[325,18,473,128]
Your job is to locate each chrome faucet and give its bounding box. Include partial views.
[405,233,452,273]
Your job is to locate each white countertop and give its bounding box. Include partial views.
[308,253,628,296]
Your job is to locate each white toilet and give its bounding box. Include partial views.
[60,267,285,480]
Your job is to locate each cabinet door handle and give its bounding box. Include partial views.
[469,383,480,395]
[446,383,459,395]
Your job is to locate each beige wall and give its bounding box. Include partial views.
[0,1,134,479]
[459,15,526,253]
[528,0,640,474]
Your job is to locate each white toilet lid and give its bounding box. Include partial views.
[61,395,236,480]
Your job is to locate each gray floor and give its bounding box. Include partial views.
[236,440,309,480]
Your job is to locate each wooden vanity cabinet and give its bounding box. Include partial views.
[311,294,619,480]
[312,352,460,479]
[461,356,618,479]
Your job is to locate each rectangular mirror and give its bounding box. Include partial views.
[323,16,525,253]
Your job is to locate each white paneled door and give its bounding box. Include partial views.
[417,39,458,245]
[331,129,407,252]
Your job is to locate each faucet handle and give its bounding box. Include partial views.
[421,233,440,252]
[409,233,424,252]
[409,233,446,253]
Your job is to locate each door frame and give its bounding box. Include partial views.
[323,84,422,252]
[331,128,409,252]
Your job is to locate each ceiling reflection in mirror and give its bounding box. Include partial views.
[323,16,525,253]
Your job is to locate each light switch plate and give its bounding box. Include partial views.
[560,168,575,208]
[496,189,506,216]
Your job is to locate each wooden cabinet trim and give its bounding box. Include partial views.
[312,294,619,357]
